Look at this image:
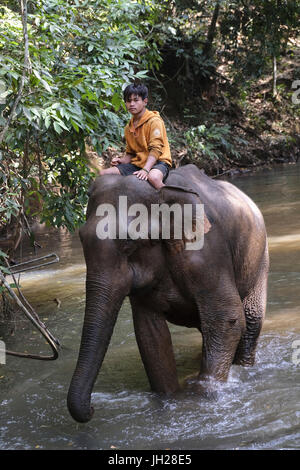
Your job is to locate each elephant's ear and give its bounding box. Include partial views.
[159,184,211,252]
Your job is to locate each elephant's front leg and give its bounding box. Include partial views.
[130,297,180,395]
[198,293,245,386]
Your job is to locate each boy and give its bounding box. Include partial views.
[99,83,172,189]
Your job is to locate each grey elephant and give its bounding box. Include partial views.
[67,164,269,423]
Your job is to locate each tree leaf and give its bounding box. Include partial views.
[23,106,32,121]
[40,78,52,94]
[53,121,62,134]
[70,119,79,132]
[33,69,41,81]
[45,115,51,129]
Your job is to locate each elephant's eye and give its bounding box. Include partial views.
[118,239,137,256]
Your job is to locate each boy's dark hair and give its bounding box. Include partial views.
[123,82,148,102]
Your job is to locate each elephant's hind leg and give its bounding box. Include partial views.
[234,249,268,366]
[130,298,180,395]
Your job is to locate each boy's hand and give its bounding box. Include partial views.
[133,169,149,180]
[111,156,121,166]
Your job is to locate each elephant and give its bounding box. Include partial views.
[67,164,269,423]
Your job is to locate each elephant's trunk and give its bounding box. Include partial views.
[67,273,127,423]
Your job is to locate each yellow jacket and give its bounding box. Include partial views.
[124,109,172,168]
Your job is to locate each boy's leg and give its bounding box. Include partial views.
[101,163,140,177]
[99,167,121,175]
[148,162,170,189]
[147,169,165,189]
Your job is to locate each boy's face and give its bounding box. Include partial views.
[125,94,148,116]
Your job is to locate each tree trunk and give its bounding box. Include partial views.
[203,0,221,59]
[272,54,277,97]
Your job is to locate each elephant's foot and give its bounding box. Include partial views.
[233,345,256,366]
[196,382,219,400]
[185,374,221,400]
[233,355,255,367]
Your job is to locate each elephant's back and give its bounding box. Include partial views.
[167,165,265,230]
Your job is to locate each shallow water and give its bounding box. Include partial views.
[0,163,299,450]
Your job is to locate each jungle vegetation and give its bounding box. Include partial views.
[0,0,299,249]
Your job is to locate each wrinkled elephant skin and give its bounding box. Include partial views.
[67,165,269,423]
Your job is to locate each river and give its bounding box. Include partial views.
[0,164,299,450]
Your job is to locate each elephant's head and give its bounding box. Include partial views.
[67,173,211,423]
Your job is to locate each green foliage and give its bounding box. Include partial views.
[0,248,10,271]
[150,1,218,97]
[0,249,16,293]
[0,149,24,226]
[151,0,299,102]
[40,152,93,232]
[184,124,245,168]
[0,0,161,232]
[1,0,151,153]
[220,0,300,80]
